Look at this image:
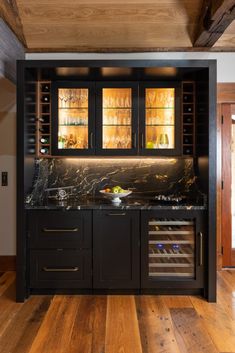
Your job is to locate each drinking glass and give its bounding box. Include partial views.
[158,133,169,148]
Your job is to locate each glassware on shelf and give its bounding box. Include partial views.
[158,133,169,148]
[102,88,132,149]
[57,88,89,150]
[58,88,88,109]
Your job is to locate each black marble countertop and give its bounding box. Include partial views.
[25,196,207,211]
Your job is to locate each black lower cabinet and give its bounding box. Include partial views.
[28,210,92,290]
[141,210,206,292]
[26,209,207,295]
[93,210,140,289]
[30,249,92,289]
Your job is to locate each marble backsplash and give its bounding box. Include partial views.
[26,158,203,205]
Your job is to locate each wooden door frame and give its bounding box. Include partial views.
[221,103,232,266]
[217,84,235,268]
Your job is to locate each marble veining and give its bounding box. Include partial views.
[26,158,204,206]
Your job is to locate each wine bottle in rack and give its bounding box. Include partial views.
[38,116,50,123]
[41,95,50,103]
[39,126,50,134]
[40,137,49,144]
[41,84,50,92]
[40,147,49,154]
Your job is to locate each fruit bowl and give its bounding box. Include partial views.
[99,189,132,204]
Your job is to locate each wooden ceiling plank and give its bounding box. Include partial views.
[194,0,235,47]
[22,22,194,49]
[16,3,199,25]
[0,0,26,46]
[16,0,204,50]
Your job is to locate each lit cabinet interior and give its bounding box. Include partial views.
[102,88,132,149]
[58,88,89,150]
[145,88,175,149]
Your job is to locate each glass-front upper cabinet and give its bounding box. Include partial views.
[139,83,180,155]
[96,82,138,155]
[52,82,95,155]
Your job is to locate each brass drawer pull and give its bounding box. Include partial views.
[199,232,203,266]
[107,213,126,216]
[43,267,79,272]
[42,228,78,233]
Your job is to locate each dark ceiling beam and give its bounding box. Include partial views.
[194,0,235,47]
[0,0,26,47]
[0,19,25,83]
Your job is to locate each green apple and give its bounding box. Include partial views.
[111,186,120,193]
[146,141,154,149]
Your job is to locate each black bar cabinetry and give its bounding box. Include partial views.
[26,209,206,295]
[50,80,180,156]
[93,210,140,289]
[17,60,217,302]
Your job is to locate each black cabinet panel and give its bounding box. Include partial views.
[93,210,140,289]
[28,210,92,249]
[141,210,205,289]
[30,249,92,288]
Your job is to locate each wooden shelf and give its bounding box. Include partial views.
[182,81,195,157]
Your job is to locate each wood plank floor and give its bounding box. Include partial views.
[1,271,235,353]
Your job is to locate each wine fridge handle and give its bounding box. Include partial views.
[199,232,203,266]
[107,213,126,216]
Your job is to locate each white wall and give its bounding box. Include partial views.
[26,52,235,83]
[0,77,16,255]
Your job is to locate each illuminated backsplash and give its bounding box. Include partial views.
[27,158,201,204]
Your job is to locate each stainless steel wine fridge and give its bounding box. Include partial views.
[141,210,205,292]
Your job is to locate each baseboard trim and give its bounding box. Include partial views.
[0,256,16,271]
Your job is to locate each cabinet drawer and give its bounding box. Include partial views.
[30,249,92,288]
[28,210,91,249]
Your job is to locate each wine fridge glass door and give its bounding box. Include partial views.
[148,218,196,279]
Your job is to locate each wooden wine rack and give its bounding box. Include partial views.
[36,81,52,157]
[182,81,195,156]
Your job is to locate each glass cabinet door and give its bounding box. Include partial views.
[96,83,138,155]
[140,84,180,155]
[148,219,195,279]
[141,211,205,289]
[52,83,95,155]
